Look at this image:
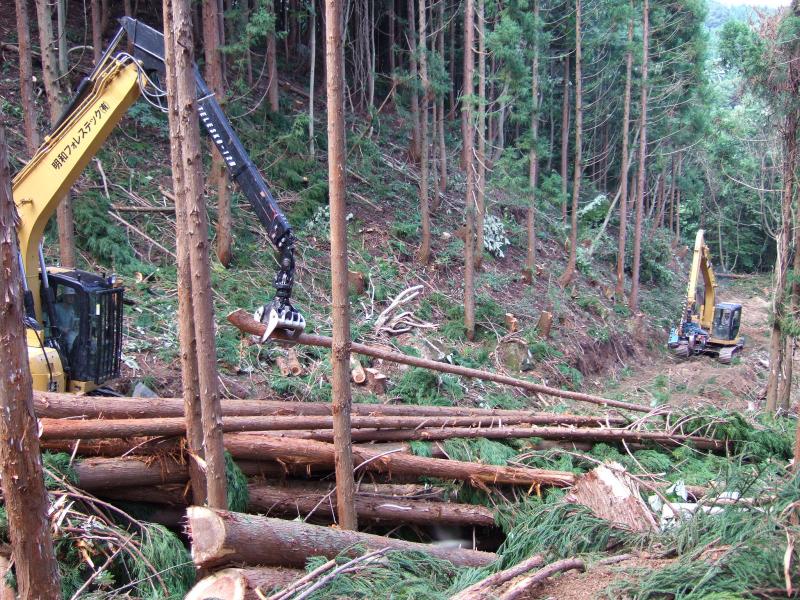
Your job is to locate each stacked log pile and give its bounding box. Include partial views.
[32,388,724,597]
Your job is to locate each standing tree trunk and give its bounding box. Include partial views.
[463,0,476,340]
[416,0,431,264]
[163,0,207,505]
[34,0,76,268]
[92,0,103,65]
[628,0,649,312]
[474,0,487,270]
[614,7,634,300]
[560,55,570,225]
[15,0,39,156]
[325,0,358,530]
[437,0,447,194]
[524,0,540,284]
[203,0,233,267]
[407,0,421,162]
[766,113,797,412]
[164,0,228,508]
[267,1,280,113]
[0,126,62,600]
[57,0,68,75]
[309,1,317,155]
[558,0,582,288]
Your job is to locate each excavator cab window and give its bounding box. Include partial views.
[44,271,124,384]
[712,304,742,341]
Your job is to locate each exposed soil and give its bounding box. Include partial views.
[595,277,776,413]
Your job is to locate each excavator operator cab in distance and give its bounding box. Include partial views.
[711,303,742,343]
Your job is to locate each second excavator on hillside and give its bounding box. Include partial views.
[667,229,744,364]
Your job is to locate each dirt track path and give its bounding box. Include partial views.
[601,278,773,412]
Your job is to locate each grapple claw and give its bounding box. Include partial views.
[254,300,306,342]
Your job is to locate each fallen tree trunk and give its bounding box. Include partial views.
[38,412,630,441]
[246,425,724,450]
[187,507,496,569]
[34,391,628,424]
[223,434,576,487]
[73,456,190,491]
[227,309,652,413]
[99,482,492,526]
[185,567,303,600]
[247,483,496,526]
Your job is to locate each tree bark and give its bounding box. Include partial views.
[223,435,577,487]
[267,1,280,112]
[559,0,582,288]
[56,0,67,74]
[15,0,39,155]
[309,2,317,155]
[615,8,634,299]
[326,0,358,531]
[463,0,476,340]
[243,425,723,449]
[188,507,496,569]
[163,0,208,505]
[247,483,497,526]
[0,127,62,598]
[407,0,421,161]
[203,0,232,267]
[628,0,649,312]
[34,391,630,423]
[437,0,447,194]
[165,0,228,508]
[34,0,75,267]
[560,55,570,225]
[417,0,431,263]
[766,114,796,411]
[474,0,487,270]
[186,567,303,600]
[36,411,632,440]
[92,0,103,65]
[228,308,653,412]
[524,0,540,283]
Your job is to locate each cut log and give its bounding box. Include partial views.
[351,356,367,384]
[286,348,304,376]
[504,313,519,333]
[275,356,291,377]
[223,434,576,487]
[35,392,628,422]
[365,368,388,394]
[451,553,545,600]
[536,311,553,339]
[38,412,629,440]
[73,456,190,491]
[227,309,652,413]
[101,481,492,526]
[187,507,496,569]
[186,567,303,600]
[348,270,366,295]
[241,425,724,450]
[566,463,658,532]
[247,483,496,526]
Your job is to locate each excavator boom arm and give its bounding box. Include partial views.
[683,229,717,331]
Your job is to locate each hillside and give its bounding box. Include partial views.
[1,0,799,598]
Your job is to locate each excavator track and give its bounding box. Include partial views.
[717,346,738,365]
[671,342,690,358]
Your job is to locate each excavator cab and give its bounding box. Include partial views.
[711,303,742,342]
[42,271,123,388]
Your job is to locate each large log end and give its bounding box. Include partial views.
[188,506,233,569]
[185,570,246,600]
[186,567,302,600]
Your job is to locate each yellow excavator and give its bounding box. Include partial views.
[13,18,305,394]
[667,229,743,364]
